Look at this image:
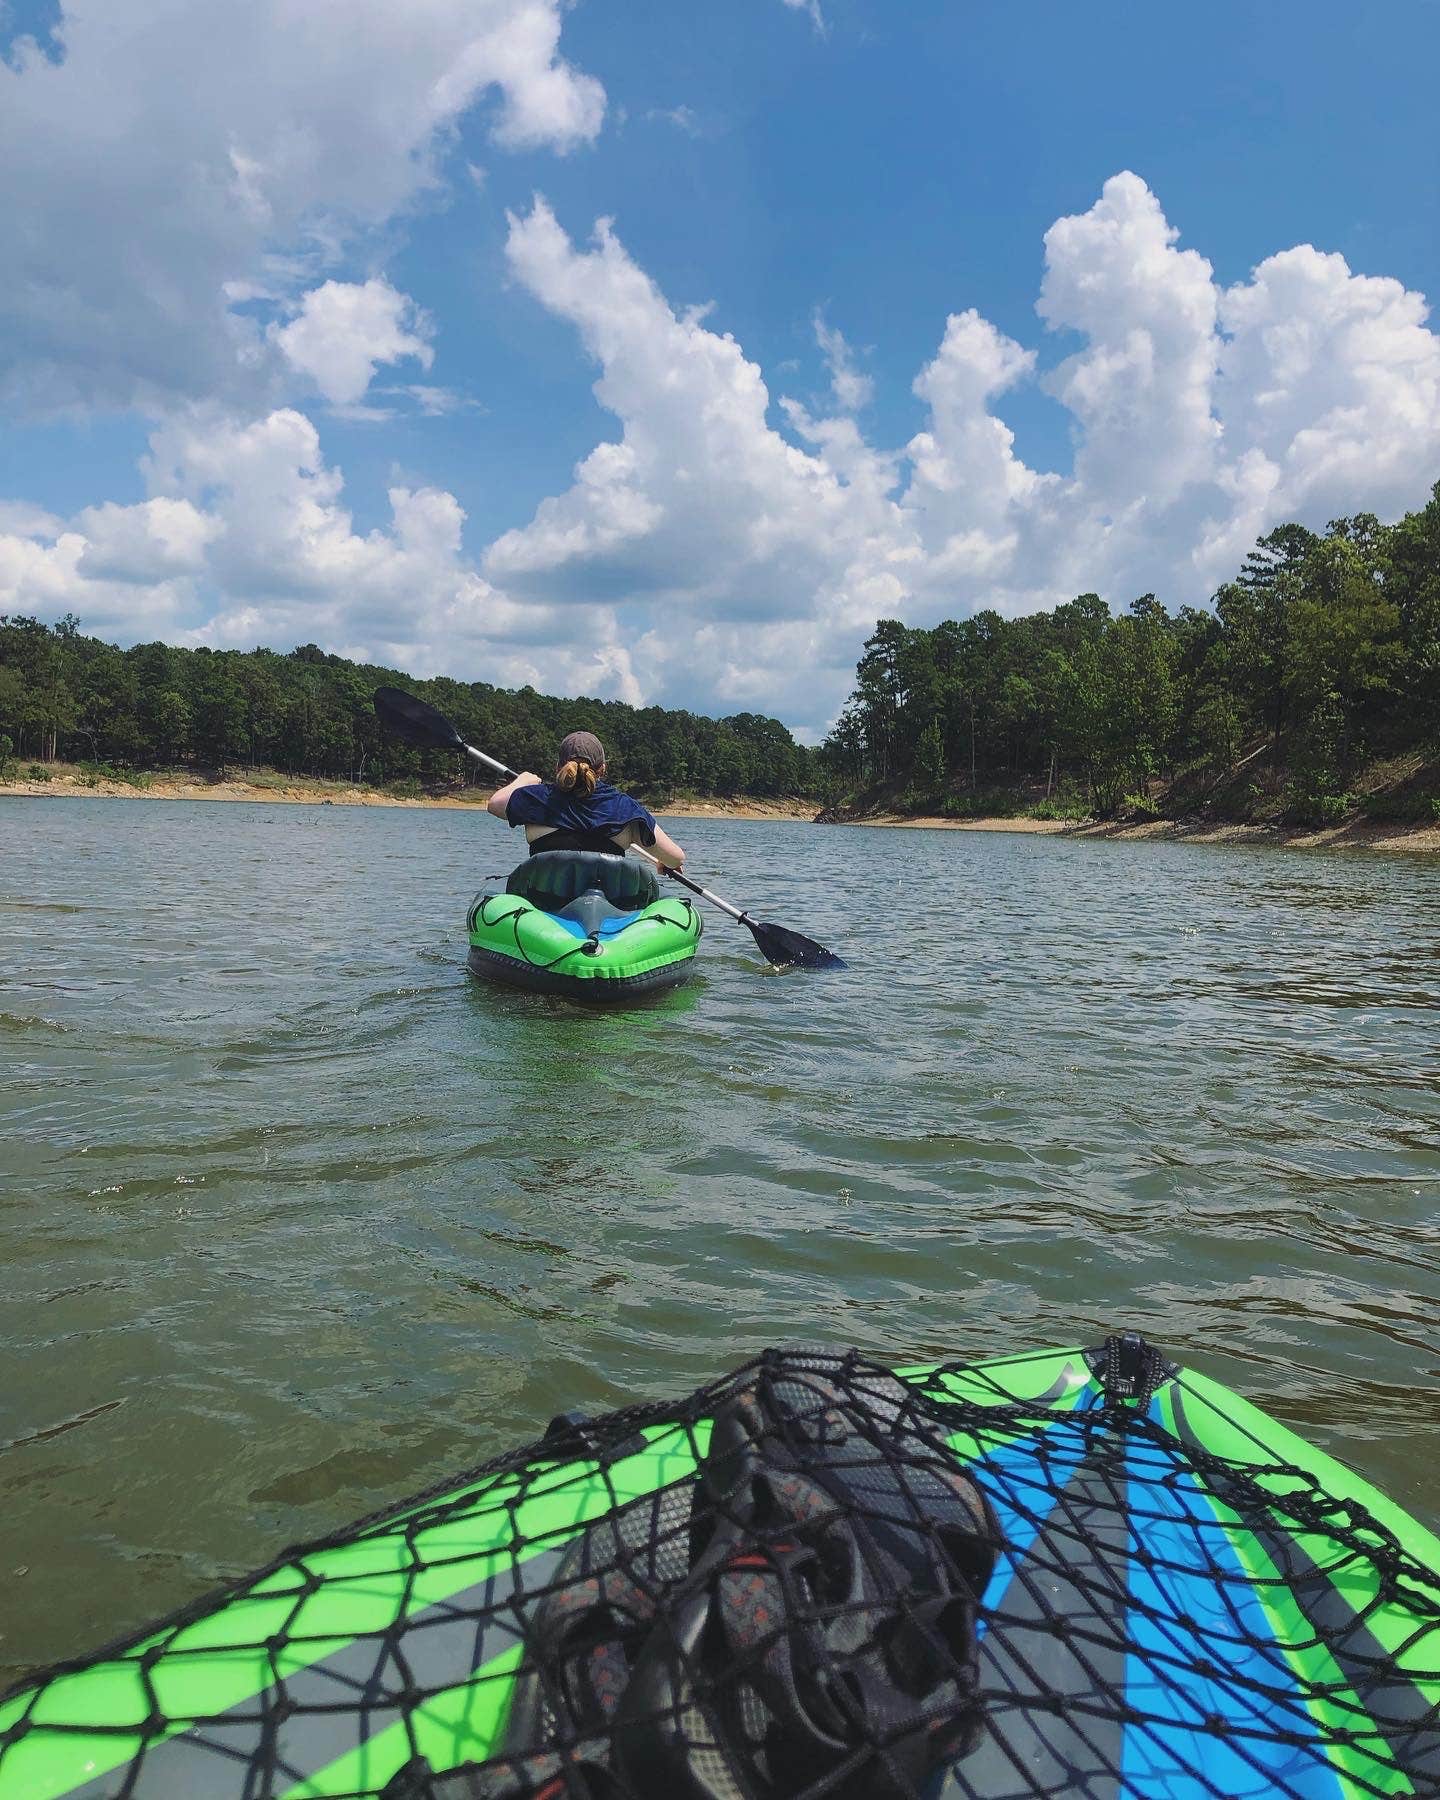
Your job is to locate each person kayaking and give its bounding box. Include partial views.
[486,729,687,869]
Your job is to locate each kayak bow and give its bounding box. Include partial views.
[1,1335,1435,1799]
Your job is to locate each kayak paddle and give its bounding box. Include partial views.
[372,685,845,971]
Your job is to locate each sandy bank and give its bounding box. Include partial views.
[0,768,817,822]
[828,812,1440,854]
[655,797,816,822]
[0,771,479,808]
[840,814,1073,834]
[1067,816,1440,854]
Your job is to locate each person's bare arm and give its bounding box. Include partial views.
[649,823,686,870]
[486,773,541,820]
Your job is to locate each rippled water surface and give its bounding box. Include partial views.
[2,797,1438,1676]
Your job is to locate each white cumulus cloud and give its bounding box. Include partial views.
[0,0,604,415]
[270,279,434,408]
[74,498,223,583]
[0,407,638,701]
[1039,171,1222,506]
[3,173,1438,736]
[476,176,1440,724]
[0,501,66,540]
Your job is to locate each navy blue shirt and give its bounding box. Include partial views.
[506,779,657,847]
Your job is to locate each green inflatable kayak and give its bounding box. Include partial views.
[467,849,701,1001]
[1,1336,1436,1799]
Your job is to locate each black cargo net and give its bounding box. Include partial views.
[1,1341,1437,1800]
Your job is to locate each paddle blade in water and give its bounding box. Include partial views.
[372,686,465,752]
[747,919,846,970]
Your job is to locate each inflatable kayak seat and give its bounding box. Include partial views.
[507,849,659,916]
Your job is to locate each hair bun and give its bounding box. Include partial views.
[554,757,598,798]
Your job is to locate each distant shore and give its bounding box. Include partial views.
[0,766,818,822]
[829,811,1440,855]
[5,768,1437,851]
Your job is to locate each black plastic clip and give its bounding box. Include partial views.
[1085,1331,1177,1407]
[541,1408,647,1463]
[541,1408,600,1457]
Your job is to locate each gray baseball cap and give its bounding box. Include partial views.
[557,729,605,769]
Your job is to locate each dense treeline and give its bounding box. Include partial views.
[822,484,1440,823]
[0,623,818,798]
[5,483,1437,820]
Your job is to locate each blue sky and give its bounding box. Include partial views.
[2,0,1437,731]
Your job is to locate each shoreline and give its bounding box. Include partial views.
[0,768,817,823]
[4,771,1436,851]
[654,797,817,821]
[828,811,1440,855]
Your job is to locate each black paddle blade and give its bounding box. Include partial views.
[747,919,847,971]
[373,686,465,752]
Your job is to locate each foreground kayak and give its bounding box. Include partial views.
[467,849,701,1001]
[1,1336,1436,1799]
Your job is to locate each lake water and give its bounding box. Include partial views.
[2,798,1437,1680]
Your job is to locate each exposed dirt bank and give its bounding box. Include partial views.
[0,770,482,808]
[826,812,1440,854]
[655,796,817,821]
[1067,816,1440,854]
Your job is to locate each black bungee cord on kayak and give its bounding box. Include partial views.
[372,686,846,972]
[385,1350,997,1800]
[469,892,700,975]
[362,1344,1440,1800]
[3,1338,1438,1799]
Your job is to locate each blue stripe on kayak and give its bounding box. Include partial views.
[540,914,648,940]
[969,1424,1094,1616]
[955,1390,1346,1800]
[1118,1399,1345,1800]
[946,1412,1128,1799]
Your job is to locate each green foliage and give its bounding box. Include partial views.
[1288,791,1356,826]
[76,761,153,790]
[1232,781,1265,822]
[1025,794,1091,822]
[24,763,51,781]
[0,620,821,800]
[939,788,1020,819]
[1191,690,1243,769]
[824,483,1440,822]
[0,732,14,782]
[916,719,945,789]
[1121,794,1164,823]
[1353,765,1440,823]
[1283,692,1351,823]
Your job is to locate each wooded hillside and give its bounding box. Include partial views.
[0,628,818,799]
[821,485,1440,825]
